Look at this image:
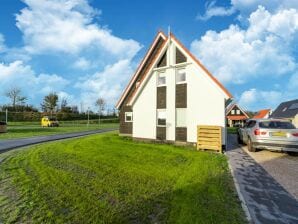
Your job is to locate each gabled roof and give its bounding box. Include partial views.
[116,31,232,109]
[116,31,167,109]
[226,103,249,118]
[270,99,298,119]
[253,109,271,119]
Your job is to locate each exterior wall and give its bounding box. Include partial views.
[294,114,298,128]
[132,70,157,139]
[186,63,226,144]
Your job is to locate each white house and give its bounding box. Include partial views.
[116,31,232,148]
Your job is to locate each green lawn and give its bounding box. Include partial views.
[0,120,119,139]
[0,133,245,223]
[227,127,239,134]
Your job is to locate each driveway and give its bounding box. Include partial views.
[0,128,117,154]
[226,134,298,224]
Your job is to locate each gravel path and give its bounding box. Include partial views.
[241,145,298,200]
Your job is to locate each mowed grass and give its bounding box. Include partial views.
[0,121,118,139]
[0,133,245,224]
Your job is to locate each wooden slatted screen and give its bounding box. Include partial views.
[197,125,222,153]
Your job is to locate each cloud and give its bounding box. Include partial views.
[191,6,298,84]
[75,59,134,109]
[0,34,6,53]
[16,0,141,59]
[0,60,69,104]
[73,57,91,70]
[239,88,283,110]
[197,1,236,21]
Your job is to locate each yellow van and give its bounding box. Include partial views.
[41,116,59,127]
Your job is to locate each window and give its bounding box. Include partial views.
[157,73,166,86]
[157,110,166,126]
[236,109,240,115]
[289,103,298,110]
[259,121,295,129]
[247,120,256,128]
[176,108,186,127]
[231,110,235,115]
[176,69,186,83]
[125,112,133,122]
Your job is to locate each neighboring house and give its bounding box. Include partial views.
[270,99,298,128]
[253,109,271,119]
[226,103,249,127]
[116,31,232,147]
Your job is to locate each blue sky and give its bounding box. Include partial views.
[0,0,297,112]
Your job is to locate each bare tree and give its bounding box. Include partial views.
[95,97,106,124]
[41,92,59,115]
[5,87,27,111]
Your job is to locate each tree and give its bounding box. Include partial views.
[5,87,27,111]
[41,92,59,115]
[95,97,105,124]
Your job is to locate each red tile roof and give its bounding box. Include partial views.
[253,109,271,119]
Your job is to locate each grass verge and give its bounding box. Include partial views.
[0,133,245,223]
[0,121,118,139]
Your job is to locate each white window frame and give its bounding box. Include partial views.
[157,72,166,87]
[176,68,186,84]
[125,112,133,122]
[231,110,235,115]
[236,109,240,115]
[157,109,166,127]
[176,108,187,127]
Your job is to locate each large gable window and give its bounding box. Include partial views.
[157,51,167,68]
[176,47,187,64]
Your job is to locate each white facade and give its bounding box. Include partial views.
[131,38,229,144]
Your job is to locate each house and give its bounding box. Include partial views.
[226,103,249,127]
[270,99,298,128]
[116,31,232,148]
[253,109,271,119]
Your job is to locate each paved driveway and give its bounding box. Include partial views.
[226,134,298,224]
[241,144,298,200]
[0,128,117,154]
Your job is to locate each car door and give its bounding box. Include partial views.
[243,120,256,143]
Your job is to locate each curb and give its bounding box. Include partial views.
[226,157,253,223]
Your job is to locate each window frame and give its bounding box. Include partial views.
[157,109,166,127]
[236,109,240,115]
[176,108,187,127]
[157,72,166,87]
[125,112,133,122]
[231,110,235,115]
[176,68,186,84]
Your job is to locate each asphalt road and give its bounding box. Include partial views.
[226,134,298,224]
[0,128,117,154]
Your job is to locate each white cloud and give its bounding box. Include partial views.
[0,60,69,104]
[239,88,283,110]
[75,59,134,109]
[73,57,91,70]
[16,0,141,59]
[191,6,298,84]
[197,1,236,21]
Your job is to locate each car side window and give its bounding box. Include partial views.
[247,121,256,128]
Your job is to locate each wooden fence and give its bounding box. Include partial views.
[197,125,222,153]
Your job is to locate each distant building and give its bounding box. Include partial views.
[270,99,298,128]
[226,103,249,127]
[253,109,271,119]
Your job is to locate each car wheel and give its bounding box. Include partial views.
[237,134,243,144]
[247,138,256,152]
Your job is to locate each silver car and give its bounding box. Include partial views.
[238,119,298,154]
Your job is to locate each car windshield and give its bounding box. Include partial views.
[259,121,296,129]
